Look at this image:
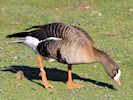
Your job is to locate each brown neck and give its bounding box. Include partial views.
[94,48,120,78]
[95,48,114,70]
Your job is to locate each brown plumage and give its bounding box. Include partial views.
[7,23,121,89]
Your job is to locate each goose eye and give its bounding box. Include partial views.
[113,70,117,75]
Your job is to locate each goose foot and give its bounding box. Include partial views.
[39,71,53,89]
[66,82,81,89]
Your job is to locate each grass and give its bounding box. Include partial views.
[0,0,133,99]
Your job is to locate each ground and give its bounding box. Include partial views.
[0,0,133,100]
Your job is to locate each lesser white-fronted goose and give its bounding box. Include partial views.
[7,23,121,89]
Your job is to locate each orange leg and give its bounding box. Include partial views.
[38,55,53,89]
[66,65,81,89]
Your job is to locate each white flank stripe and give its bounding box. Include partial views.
[40,37,62,42]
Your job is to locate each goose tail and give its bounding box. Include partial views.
[6,32,30,38]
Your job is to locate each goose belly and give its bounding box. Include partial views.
[62,52,92,64]
[60,47,94,64]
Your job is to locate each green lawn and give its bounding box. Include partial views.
[0,0,133,99]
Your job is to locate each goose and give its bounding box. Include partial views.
[7,23,121,89]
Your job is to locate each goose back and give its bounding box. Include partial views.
[27,23,94,44]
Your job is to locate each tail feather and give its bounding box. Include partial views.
[6,32,30,38]
[25,25,45,30]
[25,23,62,30]
[10,39,24,44]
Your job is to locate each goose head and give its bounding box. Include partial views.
[105,62,121,86]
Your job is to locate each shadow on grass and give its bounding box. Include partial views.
[1,65,116,90]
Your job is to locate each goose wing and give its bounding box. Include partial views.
[7,23,95,46]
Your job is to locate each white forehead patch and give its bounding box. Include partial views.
[114,69,121,80]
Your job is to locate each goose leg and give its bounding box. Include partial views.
[38,55,53,89]
[66,64,81,89]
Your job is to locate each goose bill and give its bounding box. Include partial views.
[114,79,121,86]
[114,69,121,86]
